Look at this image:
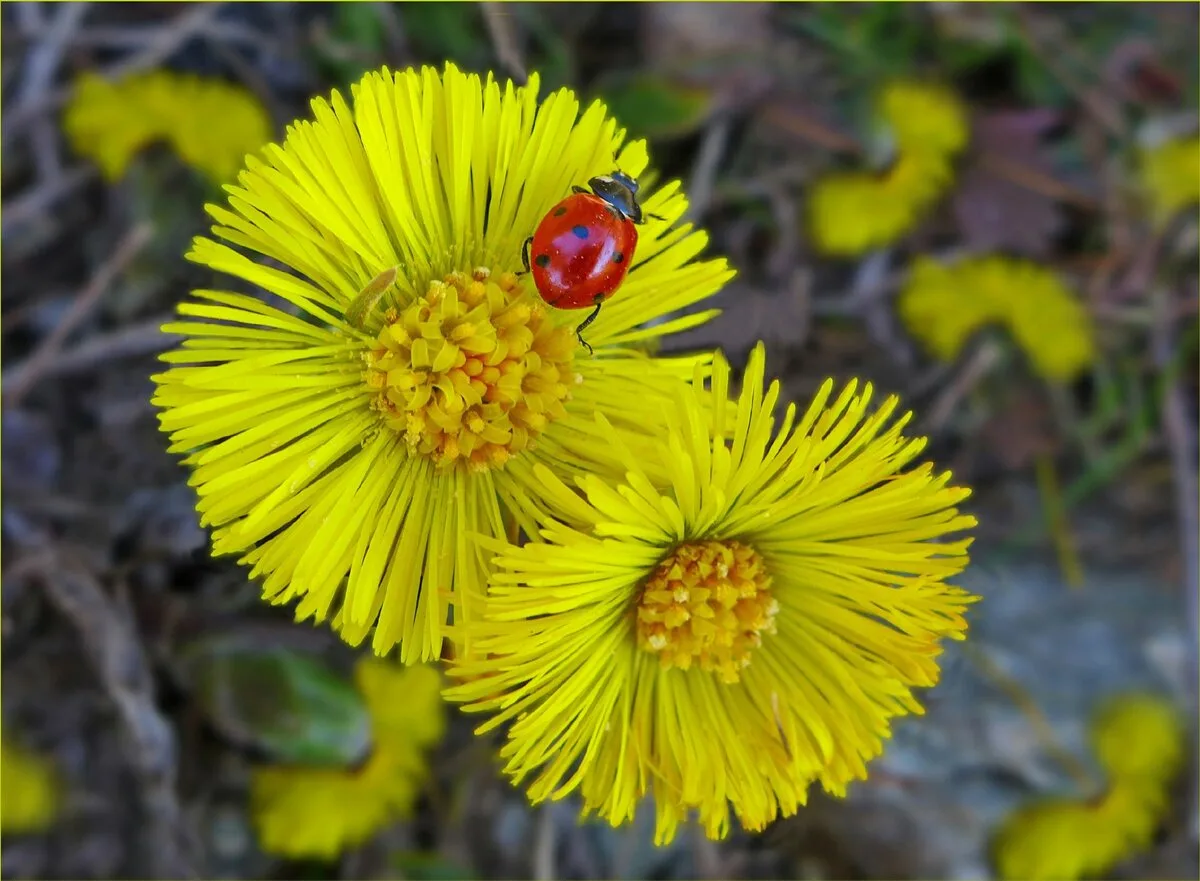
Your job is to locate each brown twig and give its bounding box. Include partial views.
[1151,282,1199,838]
[686,117,732,222]
[979,151,1101,212]
[33,553,198,877]
[3,223,154,407]
[922,338,1004,435]
[1014,9,1126,138]
[760,99,863,154]
[2,164,96,234]
[481,2,527,85]
[2,3,222,148]
[16,313,182,384]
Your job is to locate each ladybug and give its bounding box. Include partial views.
[522,171,662,354]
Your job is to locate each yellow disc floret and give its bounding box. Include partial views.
[365,268,576,472]
[636,540,778,683]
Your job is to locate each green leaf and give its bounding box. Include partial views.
[391,852,473,881]
[333,2,384,54]
[183,642,372,767]
[403,2,488,66]
[597,75,714,142]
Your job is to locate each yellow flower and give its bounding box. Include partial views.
[898,255,1096,382]
[250,660,445,859]
[446,344,977,845]
[0,727,62,834]
[877,80,969,158]
[808,152,955,256]
[1090,691,1185,786]
[808,81,968,257]
[151,64,733,662]
[62,70,271,182]
[1138,133,1200,226]
[992,779,1169,881]
[991,692,1185,881]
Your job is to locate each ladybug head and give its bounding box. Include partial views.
[588,171,643,223]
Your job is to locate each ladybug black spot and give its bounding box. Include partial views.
[572,225,589,239]
[553,206,568,217]
[535,254,551,268]
[613,252,625,263]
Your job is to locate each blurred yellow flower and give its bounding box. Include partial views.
[1138,133,1200,226]
[992,692,1184,881]
[992,778,1170,881]
[808,152,955,256]
[151,64,733,662]
[250,660,445,859]
[0,727,62,834]
[877,80,970,157]
[62,70,271,182]
[1090,691,1185,786]
[898,255,1096,382]
[808,80,968,257]
[447,344,977,845]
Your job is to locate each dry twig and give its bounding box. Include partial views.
[1151,283,1199,839]
[3,3,222,147]
[33,552,198,877]
[481,3,527,85]
[3,223,155,407]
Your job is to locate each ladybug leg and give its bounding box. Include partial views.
[519,236,532,275]
[574,294,604,356]
[646,212,668,222]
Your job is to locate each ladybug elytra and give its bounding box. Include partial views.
[522,171,662,354]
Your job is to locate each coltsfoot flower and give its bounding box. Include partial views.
[808,80,968,257]
[0,725,62,834]
[991,692,1185,881]
[62,70,271,182]
[1138,132,1200,226]
[898,255,1096,382]
[250,661,444,859]
[447,344,977,844]
[151,64,733,662]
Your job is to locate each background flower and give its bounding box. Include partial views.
[0,726,62,835]
[250,660,445,859]
[448,344,976,844]
[991,692,1185,881]
[807,80,967,256]
[1138,132,1200,226]
[62,70,272,183]
[152,63,733,662]
[898,254,1096,381]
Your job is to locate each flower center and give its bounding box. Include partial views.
[636,540,778,683]
[364,268,576,472]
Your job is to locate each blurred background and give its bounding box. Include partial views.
[1,2,1197,879]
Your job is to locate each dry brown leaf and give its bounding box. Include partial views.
[978,392,1059,472]
[954,109,1067,258]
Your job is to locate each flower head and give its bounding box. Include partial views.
[876,80,969,158]
[1138,133,1200,226]
[808,81,967,257]
[63,70,271,182]
[250,660,445,859]
[447,344,977,844]
[898,255,1096,382]
[0,726,62,834]
[991,692,1185,881]
[151,64,733,661]
[992,779,1170,881]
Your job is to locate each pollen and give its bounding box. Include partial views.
[636,540,778,683]
[364,268,576,472]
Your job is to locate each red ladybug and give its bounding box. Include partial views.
[522,171,661,354]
